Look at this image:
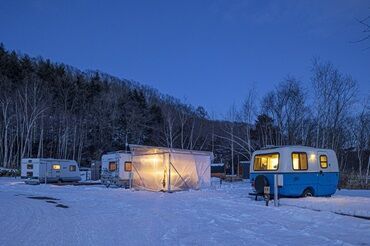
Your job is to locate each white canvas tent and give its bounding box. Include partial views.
[130,145,212,192]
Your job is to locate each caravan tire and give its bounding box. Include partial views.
[302,188,313,197]
[254,175,269,195]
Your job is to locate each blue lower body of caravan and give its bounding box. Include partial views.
[250,172,339,197]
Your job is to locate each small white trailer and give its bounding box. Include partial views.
[21,158,81,183]
[101,151,133,188]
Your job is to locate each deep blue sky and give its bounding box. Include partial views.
[0,0,369,116]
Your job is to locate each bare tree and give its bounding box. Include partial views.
[215,104,245,175]
[178,104,190,149]
[353,14,370,50]
[17,78,47,160]
[161,100,180,148]
[311,59,358,151]
[240,88,257,159]
[352,98,370,185]
[261,77,307,146]
[0,95,13,167]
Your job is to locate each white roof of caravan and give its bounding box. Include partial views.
[22,158,77,162]
[252,145,339,172]
[253,145,335,154]
[129,144,214,157]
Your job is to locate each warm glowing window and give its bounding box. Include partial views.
[292,152,308,170]
[254,153,279,171]
[69,165,77,172]
[52,164,61,170]
[124,161,132,172]
[27,164,33,169]
[108,162,117,172]
[320,155,328,169]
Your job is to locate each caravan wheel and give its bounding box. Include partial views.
[302,188,313,197]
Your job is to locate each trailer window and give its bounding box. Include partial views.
[320,155,328,169]
[124,161,132,172]
[109,162,117,172]
[52,164,61,170]
[27,164,33,169]
[69,165,77,171]
[292,152,308,170]
[254,153,279,171]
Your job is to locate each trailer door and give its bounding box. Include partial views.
[317,151,329,195]
[51,162,61,181]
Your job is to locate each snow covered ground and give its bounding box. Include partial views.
[0,177,370,246]
[281,189,370,219]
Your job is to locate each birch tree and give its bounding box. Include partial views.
[311,59,358,151]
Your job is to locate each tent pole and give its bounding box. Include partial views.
[168,153,171,192]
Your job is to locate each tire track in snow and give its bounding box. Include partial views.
[282,203,370,221]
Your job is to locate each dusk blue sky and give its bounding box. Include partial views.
[0,0,369,117]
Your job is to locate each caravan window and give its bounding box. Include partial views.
[27,164,33,169]
[254,153,279,171]
[124,161,132,172]
[320,155,328,169]
[69,165,77,171]
[52,164,61,170]
[109,162,117,172]
[292,152,308,170]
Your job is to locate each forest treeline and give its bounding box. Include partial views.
[0,44,369,183]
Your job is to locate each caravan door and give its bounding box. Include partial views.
[50,161,62,182]
[317,151,331,196]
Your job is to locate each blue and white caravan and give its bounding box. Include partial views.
[250,146,339,197]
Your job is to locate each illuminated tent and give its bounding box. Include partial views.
[129,145,212,192]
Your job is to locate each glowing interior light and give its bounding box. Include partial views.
[270,157,279,169]
[292,154,299,169]
[52,164,61,170]
[150,156,160,166]
[310,154,316,161]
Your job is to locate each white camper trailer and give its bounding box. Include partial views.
[101,145,213,192]
[101,152,133,188]
[21,158,81,183]
[250,146,339,197]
